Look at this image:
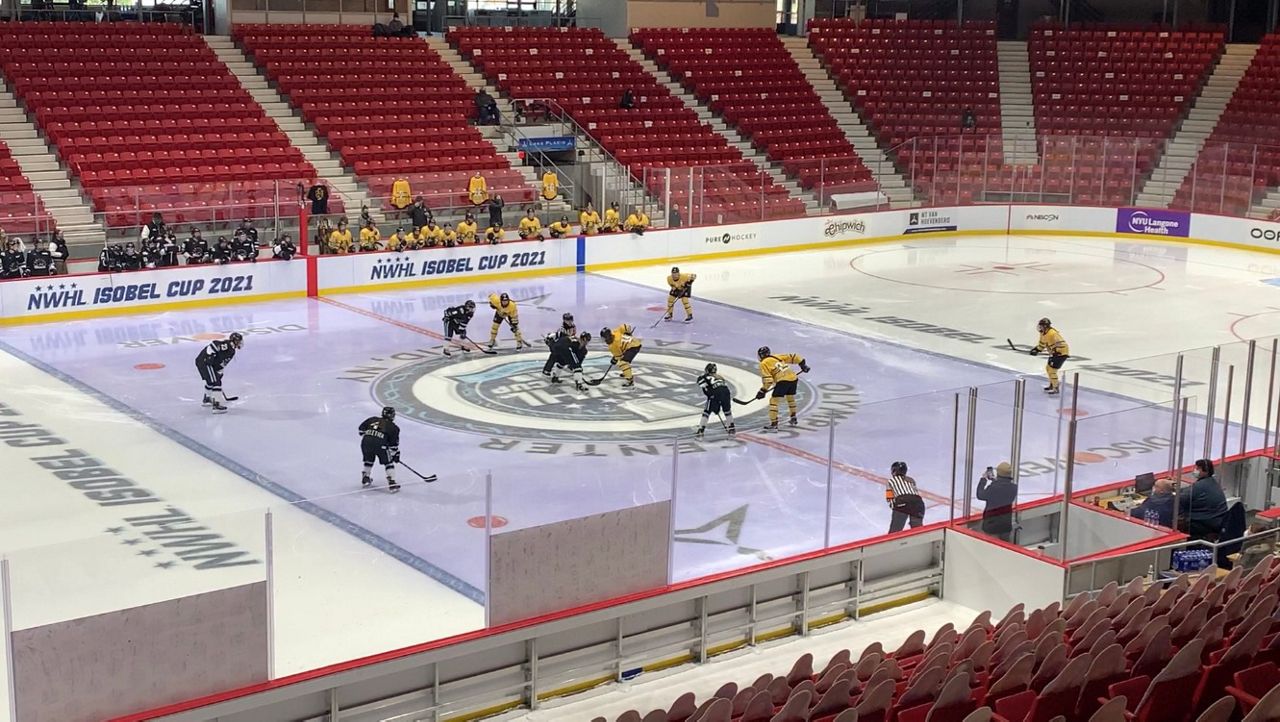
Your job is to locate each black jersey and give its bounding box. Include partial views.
[121,248,142,271]
[358,416,401,448]
[1,249,27,278]
[185,237,209,264]
[272,238,297,260]
[443,304,475,325]
[25,249,55,276]
[210,242,233,265]
[196,339,237,370]
[696,372,731,398]
[142,238,165,268]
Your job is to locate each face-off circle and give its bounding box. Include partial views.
[371,349,817,442]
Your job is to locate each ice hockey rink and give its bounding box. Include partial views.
[0,230,1277,705]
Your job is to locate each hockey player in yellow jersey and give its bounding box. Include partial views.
[456,215,478,244]
[358,219,382,252]
[487,292,532,350]
[755,346,810,431]
[599,324,642,387]
[665,266,696,323]
[419,221,444,247]
[385,227,412,252]
[548,216,572,238]
[518,209,543,240]
[579,203,601,235]
[602,202,621,232]
[1031,317,1070,394]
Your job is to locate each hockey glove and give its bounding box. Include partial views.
[1029,348,1040,356]
[799,362,811,373]
[610,358,618,366]
[755,388,767,400]
[390,448,401,463]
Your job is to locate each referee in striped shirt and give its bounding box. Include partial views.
[886,461,926,533]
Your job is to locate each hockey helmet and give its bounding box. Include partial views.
[670,266,680,276]
[579,332,592,344]
[464,299,476,310]
[499,292,510,304]
[599,326,613,342]
[562,312,574,323]
[757,346,771,360]
[228,332,244,348]
[381,406,396,420]
[1037,317,1052,332]
[704,362,717,375]
[891,461,908,476]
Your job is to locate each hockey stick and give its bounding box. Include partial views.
[398,459,437,483]
[715,411,730,433]
[1006,338,1018,352]
[463,337,498,355]
[224,395,239,402]
[732,396,757,406]
[586,363,615,387]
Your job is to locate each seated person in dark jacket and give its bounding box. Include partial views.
[1129,478,1175,528]
[1178,458,1229,541]
[977,462,1019,542]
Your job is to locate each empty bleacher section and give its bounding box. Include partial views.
[629,28,876,200]
[1029,23,1224,207]
[448,26,806,223]
[0,138,48,236]
[590,562,1280,722]
[1172,34,1280,216]
[234,24,538,214]
[807,19,1003,206]
[0,22,316,232]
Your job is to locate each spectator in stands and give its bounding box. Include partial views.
[961,107,977,134]
[408,196,433,231]
[359,219,382,252]
[25,237,56,276]
[328,218,354,254]
[1130,478,1176,528]
[474,88,498,126]
[359,203,375,229]
[579,203,600,235]
[48,229,69,273]
[976,462,1018,542]
[272,233,297,261]
[185,228,210,265]
[603,202,621,232]
[487,194,505,228]
[307,183,330,215]
[1178,459,1229,542]
[518,208,542,240]
[373,12,414,38]
[886,461,925,533]
[1,238,27,278]
[624,206,650,235]
[619,89,635,110]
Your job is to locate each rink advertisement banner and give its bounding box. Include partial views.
[316,238,579,292]
[0,260,307,322]
[1188,213,1280,252]
[1115,208,1191,237]
[1008,205,1118,234]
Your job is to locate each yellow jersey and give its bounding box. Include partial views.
[488,293,518,321]
[442,228,458,246]
[606,324,641,359]
[468,174,489,205]
[759,353,804,389]
[518,216,542,237]
[624,212,649,231]
[667,272,696,295]
[579,209,601,235]
[541,171,559,201]
[420,224,443,246]
[603,208,621,230]
[1036,328,1070,357]
[386,231,410,251]
[457,220,478,242]
[390,179,412,209]
[549,220,572,238]
[358,227,381,250]
[485,225,503,244]
[327,229,353,254]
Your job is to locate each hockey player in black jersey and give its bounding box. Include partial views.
[1,238,27,278]
[441,299,476,356]
[547,331,591,391]
[25,237,56,276]
[359,406,401,493]
[694,363,735,439]
[542,312,577,377]
[195,332,243,413]
[185,229,210,265]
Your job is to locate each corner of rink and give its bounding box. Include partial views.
[0,345,484,681]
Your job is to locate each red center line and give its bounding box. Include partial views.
[318,297,447,341]
[738,432,953,506]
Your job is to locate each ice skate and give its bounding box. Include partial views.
[663,314,673,322]
[761,421,779,433]
[693,427,705,440]
[727,424,737,436]
[211,400,229,414]
[201,394,213,407]
[442,346,451,357]
[1044,385,1059,395]
[387,481,401,493]
[683,315,693,323]
[487,340,497,350]
[575,380,587,392]
[622,378,635,388]
[518,339,533,349]
[361,474,371,489]
[789,415,798,427]
[550,375,562,384]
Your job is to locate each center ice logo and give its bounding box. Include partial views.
[371,349,813,442]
